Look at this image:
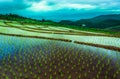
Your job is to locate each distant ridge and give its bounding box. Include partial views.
[59,14,120,29]
[91,14,120,22]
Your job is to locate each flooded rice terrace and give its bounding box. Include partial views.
[0,35,120,79]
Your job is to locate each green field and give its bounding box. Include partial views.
[0,20,120,79]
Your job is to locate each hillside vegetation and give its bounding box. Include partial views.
[59,14,120,29]
[0,13,120,36]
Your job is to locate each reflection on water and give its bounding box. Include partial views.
[0,35,120,63]
[0,35,120,79]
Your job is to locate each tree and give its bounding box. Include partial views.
[42,18,45,22]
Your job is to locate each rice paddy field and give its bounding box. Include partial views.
[0,20,120,79]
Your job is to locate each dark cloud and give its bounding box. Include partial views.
[0,0,30,12]
[46,2,56,6]
[0,0,44,13]
[0,0,120,21]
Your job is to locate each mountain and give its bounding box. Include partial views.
[59,14,120,29]
[91,14,120,22]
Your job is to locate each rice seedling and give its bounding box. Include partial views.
[0,34,119,79]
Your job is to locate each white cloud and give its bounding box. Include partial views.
[60,3,96,10]
[95,1,120,11]
[28,1,96,12]
[1,0,119,14]
[27,1,52,11]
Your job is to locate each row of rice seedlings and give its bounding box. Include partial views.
[0,36,120,79]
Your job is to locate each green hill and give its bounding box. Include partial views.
[59,14,120,29]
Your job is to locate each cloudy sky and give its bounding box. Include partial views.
[0,0,120,21]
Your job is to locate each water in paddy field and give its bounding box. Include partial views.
[0,35,119,63]
[0,35,120,79]
[0,35,120,60]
